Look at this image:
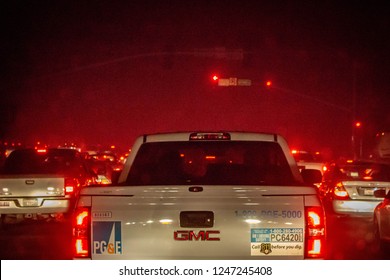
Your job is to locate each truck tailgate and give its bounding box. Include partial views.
[0,175,66,212]
[87,185,317,259]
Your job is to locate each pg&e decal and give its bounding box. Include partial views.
[93,221,122,255]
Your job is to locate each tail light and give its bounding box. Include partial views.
[65,178,79,195]
[189,132,231,140]
[305,206,326,258]
[73,207,91,258]
[332,182,350,199]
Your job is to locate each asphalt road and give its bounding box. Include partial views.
[0,216,388,260]
[0,219,73,260]
[325,216,386,260]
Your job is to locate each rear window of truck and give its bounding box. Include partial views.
[126,141,299,186]
[2,148,83,175]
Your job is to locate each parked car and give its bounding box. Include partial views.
[373,189,390,257]
[319,159,390,219]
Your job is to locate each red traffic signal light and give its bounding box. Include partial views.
[212,75,219,82]
[265,80,272,87]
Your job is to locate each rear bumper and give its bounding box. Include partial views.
[0,198,71,215]
[331,200,380,217]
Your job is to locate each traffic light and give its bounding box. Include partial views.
[265,80,272,87]
[211,74,219,82]
[355,121,362,128]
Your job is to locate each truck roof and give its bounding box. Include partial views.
[142,131,280,142]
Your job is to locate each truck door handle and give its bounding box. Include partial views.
[189,186,203,192]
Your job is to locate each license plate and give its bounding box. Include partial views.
[0,201,10,207]
[364,189,374,196]
[23,198,39,207]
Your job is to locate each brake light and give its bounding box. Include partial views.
[73,207,91,258]
[65,178,78,195]
[305,206,326,258]
[205,155,216,160]
[333,182,350,199]
[189,132,231,140]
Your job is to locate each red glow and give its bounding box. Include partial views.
[333,182,349,199]
[73,207,91,258]
[65,178,78,195]
[205,155,216,160]
[305,206,326,258]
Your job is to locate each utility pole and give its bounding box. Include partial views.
[352,61,358,159]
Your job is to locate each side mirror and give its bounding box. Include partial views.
[301,169,322,185]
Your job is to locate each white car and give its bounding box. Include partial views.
[319,160,390,219]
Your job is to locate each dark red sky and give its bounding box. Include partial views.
[1,0,390,157]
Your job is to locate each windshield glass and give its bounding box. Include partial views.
[3,149,83,175]
[333,162,390,181]
[126,141,299,186]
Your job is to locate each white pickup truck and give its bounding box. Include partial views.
[0,148,95,224]
[73,132,326,259]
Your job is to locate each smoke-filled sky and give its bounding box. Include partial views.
[1,0,390,156]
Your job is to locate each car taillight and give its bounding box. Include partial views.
[189,132,231,140]
[73,207,91,258]
[65,178,78,195]
[332,182,350,199]
[305,206,326,258]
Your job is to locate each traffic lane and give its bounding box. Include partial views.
[0,220,72,260]
[325,216,386,260]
